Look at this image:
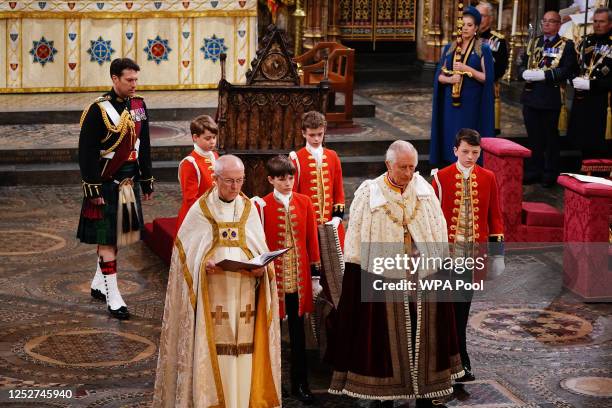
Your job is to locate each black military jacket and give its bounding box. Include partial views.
[520,34,579,110]
[480,29,509,81]
[78,88,153,198]
[578,30,612,93]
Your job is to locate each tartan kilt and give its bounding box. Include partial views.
[76,163,144,245]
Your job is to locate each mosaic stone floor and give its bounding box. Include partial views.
[0,84,609,407]
[0,183,610,407]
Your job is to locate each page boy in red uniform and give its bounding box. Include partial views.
[253,155,321,404]
[176,115,219,231]
[431,128,505,383]
[290,111,345,247]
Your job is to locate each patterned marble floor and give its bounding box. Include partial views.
[0,183,610,407]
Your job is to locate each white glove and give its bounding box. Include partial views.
[326,216,342,229]
[572,77,590,90]
[522,69,545,82]
[312,277,323,298]
[521,69,534,81]
[488,255,505,280]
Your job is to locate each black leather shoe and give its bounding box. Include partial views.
[108,305,130,320]
[453,383,470,401]
[455,367,475,382]
[91,288,106,302]
[291,383,315,405]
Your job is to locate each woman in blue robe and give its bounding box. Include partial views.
[430,6,495,165]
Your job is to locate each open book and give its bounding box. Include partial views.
[215,247,291,272]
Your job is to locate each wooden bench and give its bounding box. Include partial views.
[294,42,355,126]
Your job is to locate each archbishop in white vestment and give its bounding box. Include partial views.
[153,157,281,408]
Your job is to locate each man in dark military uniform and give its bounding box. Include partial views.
[477,1,509,135]
[568,7,612,159]
[520,11,579,187]
[77,58,154,319]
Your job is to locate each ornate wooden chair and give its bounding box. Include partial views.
[294,42,355,126]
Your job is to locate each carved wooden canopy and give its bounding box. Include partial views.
[246,25,300,86]
[215,25,329,196]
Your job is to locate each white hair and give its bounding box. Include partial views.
[385,140,418,164]
[213,154,244,175]
[477,1,494,15]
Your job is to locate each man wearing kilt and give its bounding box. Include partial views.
[77,58,154,320]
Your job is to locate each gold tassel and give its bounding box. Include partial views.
[558,104,568,133]
[558,85,568,133]
[494,83,501,133]
[606,92,612,140]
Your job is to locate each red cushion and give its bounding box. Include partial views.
[143,217,177,266]
[481,138,531,158]
[557,175,612,199]
[522,201,564,227]
[153,217,177,237]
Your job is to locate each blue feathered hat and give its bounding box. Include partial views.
[463,5,482,26]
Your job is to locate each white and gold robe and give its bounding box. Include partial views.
[153,187,281,408]
[329,173,463,400]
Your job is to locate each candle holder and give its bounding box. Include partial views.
[503,34,516,83]
[292,0,305,57]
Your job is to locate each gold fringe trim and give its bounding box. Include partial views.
[215,343,254,356]
[580,164,612,172]
[79,103,93,127]
[451,369,466,380]
[327,385,454,400]
[81,181,101,198]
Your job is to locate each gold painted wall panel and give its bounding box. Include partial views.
[0,1,256,93]
[21,18,64,88]
[79,19,122,87]
[0,20,6,88]
[136,18,179,85]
